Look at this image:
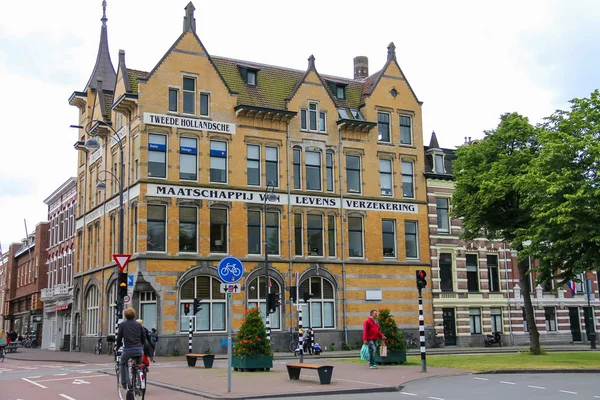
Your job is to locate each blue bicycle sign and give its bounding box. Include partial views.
[218,256,244,283]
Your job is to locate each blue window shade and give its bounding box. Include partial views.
[149,143,166,152]
[180,146,197,155]
[210,149,227,157]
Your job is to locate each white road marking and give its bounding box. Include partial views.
[18,366,39,370]
[35,374,106,383]
[559,390,578,395]
[473,377,488,381]
[499,381,516,385]
[593,396,600,399]
[22,377,48,389]
[335,378,390,387]
[27,375,43,378]
[59,395,77,400]
[73,379,90,385]
[401,393,417,396]
[78,370,93,373]
[54,373,69,376]
[528,385,546,389]
[428,397,445,400]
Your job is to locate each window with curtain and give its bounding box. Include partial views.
[299,277,335,328]
[490,307,502,333]
[469,308,481,334]
[247,276,281,330]
[179,276,226,332]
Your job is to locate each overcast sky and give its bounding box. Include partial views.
[0,0,599,249]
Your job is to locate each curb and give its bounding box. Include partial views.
[476,369,600,374]
[99,369,402,399]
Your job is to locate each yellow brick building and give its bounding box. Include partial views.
[69,3,432,353]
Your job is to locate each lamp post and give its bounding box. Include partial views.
[84,120,126,334]
[263,181,277,342]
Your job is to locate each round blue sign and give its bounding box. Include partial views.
[217,256,244,283]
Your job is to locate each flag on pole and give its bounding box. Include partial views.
[569,280,577,296]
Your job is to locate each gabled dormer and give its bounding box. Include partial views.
[424,131,454,178]
[238,65,260,86]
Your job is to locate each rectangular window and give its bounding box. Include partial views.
[148,134,167,178]
[265,146,278,186]
[400,115,412,145]
[179,206,197,252]
[247,210,261,255]
[382,219,396,258]
[402,160,414,198]
[307,214,323,256]
[319,112,326,132]
[466,254,479,292]
[210,140,227,183]
[379,159,392,196]
[301,109,307,130]
[436,198,450,232]
[210,208,227,253]
[439,253,453,292]
[404,221,418,259]
[266,211,279,255]
[326,152,334,192]
[168,88,178,112]
[133,207,138,252]
[348,217,363,258]
[435,154,445,173]
[247,70,256,85]
[487,255,500,293]
[180,137,197,181]
[327,215,335,257]
[336,86,344,99]
[183,77,195,114]
[293,149,301,190]
[469,308,481,334]
[294,213,303,256]
[309,103,317,131]
[491,307,502,333]
[306,151,322,191]
[346,155,361,194]
[545,307,557,331]
[200,93,209,117]
[378,112,390,142]
[247,145,260,186]
[147,205,166,252]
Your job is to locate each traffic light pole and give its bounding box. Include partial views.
[298,304,304,364]
[418,287,426,373]
[188,316,194,354]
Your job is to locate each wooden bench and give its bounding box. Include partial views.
[5,343,19,353]
[186,353,215,368]
[286,363,334,384]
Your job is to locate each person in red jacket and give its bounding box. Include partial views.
[363,310,386,368]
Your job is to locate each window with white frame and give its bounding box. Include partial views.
[404,221,419,259]
[179,276,226,332]
[306,151,322,191]
[200,93,210,117]
[265,146,279,187]
[294,213,303,256]
[140,291,157,331]
[168,88,178,112]
[148,134,167,178]
[469,308,481,334]
[85,285,99,336]
[382,219,396,258]
[247,210,280,255]
[210,208,228,253]
[180,137,198,181]
[379,159,393,196]
[346,155,361,194]
[487,255,500,293]
[400,115,412,145]
[348,216,364,258]
[436,198,450,233]
[247,276,281,330]
[210,140,227,183]
[327,215,336,257]
[293,148,302,190]
[307,214,324,256]
[434,154,445,173]
[439,253,453,292]
[147,205,166,252]
[183,77,195,114]
[108,282,117,333]
[401,160,414,198]
[378,112,390,142]
[326,151,334,192]
[490,307,502,333]
[300,277,335,328]
[466,254,479,292]
[545,307,557,331]
[247,145,260,186]
[301,102,326,133]
[179,206,197,253]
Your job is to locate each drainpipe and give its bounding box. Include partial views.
[338,128,348,344]
[286,120,293,332]
[503,241,514,345]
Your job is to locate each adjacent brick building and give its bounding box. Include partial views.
[69,3,433,353]
[426,133,599,346]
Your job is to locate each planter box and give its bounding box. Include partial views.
[374,350,407,365]
[232,355,273,371]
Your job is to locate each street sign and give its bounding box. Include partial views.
[220,283,241,293]
[123,295,131,304]
[217,256,244,283]
[113,254,132,272]
[127,275,134,286]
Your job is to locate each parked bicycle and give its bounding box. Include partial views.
[403,331,419,349]
[287,329,300,353]
[426,331,445,348]
[94,335,103,355]
[20,335,38,348]
[116,345,147,400]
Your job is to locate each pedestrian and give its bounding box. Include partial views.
[362,309,386,369]
[136,319,153,367]
[149,328,159,361]
[303,327,314,355]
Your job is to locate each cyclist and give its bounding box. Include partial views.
[0,330,7,360]
[116,308,146,389]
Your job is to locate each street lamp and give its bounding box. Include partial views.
[84,120,126,334]
[263,180,277,341]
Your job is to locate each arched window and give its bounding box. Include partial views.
[107,282,117,334]
[299,277,335,329]
[179,276,226,332]
[85,285,99,335]
[247,276,281,330]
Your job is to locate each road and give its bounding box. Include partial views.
[264,373,600,400]
[0,358,200,400]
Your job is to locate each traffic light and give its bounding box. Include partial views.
[118,273,128,299]
[416,270,427,290]
[302,292,314,303]
[193,298,203,315]
[184,303,190,315]
[289,286,297,303]
[268,292,281,314]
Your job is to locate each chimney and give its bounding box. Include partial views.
[354,56,368,79]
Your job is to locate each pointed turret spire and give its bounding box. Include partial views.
[429,131,440,149]
[183,2,196,33]
[84,1,116,91]
[387,42,396,62]
[308,54,316,70]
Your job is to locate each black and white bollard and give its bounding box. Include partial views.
[418,288,427,372]
[266,313,271,343]
[188,317,193,354]
[298,306,304,363]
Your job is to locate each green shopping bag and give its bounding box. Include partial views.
[360,344,369,361]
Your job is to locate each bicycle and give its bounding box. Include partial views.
[116,346,147,400]
[0,346,5,362]
[223,263,242,277]
[288,330,300,353]
[403,332,419,349]
[426,331,445,348]
[94,336,103,355]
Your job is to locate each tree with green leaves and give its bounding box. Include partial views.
[452,112,542,354]
[233,306,272,357]
[517,90,600,288]
[376,308,405,352]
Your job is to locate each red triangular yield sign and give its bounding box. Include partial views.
[113,254,132,272]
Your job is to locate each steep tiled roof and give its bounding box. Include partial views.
[103,93,114,120]
[126,69,149,94]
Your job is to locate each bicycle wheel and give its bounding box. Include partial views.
[288,340,299,353]
[116,364,127,400]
